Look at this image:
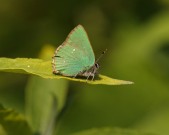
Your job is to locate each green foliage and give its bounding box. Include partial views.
[25,77,68,134]
[0,44,132,135]
[0,0,169,135]
[0,104,32,135]
[0,58,133,85]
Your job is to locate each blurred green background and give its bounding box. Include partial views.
[0,0,169,135]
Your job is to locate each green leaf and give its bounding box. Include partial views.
[0,58,133,85]
[25,76,68,135]
[71,127,159,135]
[0,104,32,135]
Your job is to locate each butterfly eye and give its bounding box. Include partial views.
[95,63,99,68]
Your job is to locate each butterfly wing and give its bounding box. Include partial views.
[53,25,95,76]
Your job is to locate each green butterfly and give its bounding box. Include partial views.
[52,25,105,80]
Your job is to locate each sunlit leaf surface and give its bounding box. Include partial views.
[0,58,133,85]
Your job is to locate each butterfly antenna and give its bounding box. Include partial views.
[95,49,107,63]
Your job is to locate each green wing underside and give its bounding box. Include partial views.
[54,25,95,76]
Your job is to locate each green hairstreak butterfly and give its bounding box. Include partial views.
[52,25,106,80]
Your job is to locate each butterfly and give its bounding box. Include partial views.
[52,25,106,81]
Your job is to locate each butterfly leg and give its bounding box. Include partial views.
[91,74,95,81]
[86,72,92,82]
[91,67,97,81]
[73,73,78,78]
